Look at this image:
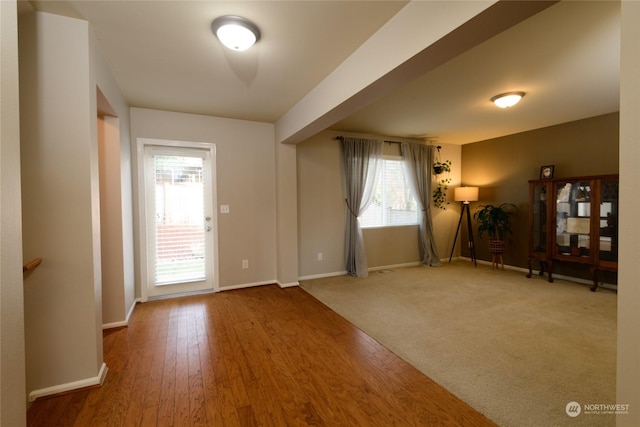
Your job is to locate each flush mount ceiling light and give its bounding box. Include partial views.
[211,15,261,51]
[491,91,525,108]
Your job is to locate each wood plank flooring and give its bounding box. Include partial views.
[27,285,495,426]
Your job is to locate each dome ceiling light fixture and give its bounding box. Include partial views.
[211,15,261,51]
[491,91,526,108]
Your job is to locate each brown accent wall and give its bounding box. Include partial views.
[461,112,619,276]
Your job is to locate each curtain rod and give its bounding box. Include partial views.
[334,136,401,144]
[336,136,436,147]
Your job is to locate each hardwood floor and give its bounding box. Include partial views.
[27,285,495,426]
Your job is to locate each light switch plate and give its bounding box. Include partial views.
[220,205,230,214]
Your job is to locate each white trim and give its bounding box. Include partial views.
[126,299,138,323]
[368,261,421,271]
[218,280,276,291]
[298,270,348,281]
[136,137,220,301]
[102,320,127,330]
[299,262,422,281]
[277,281,299,288]
[28,363,108,402]
[148,289,215,301]
[101,299,139,330]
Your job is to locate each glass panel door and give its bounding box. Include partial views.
[555,180,591,259]
[143,143,216,298]
[598,179,618,262]
[531,183,548,253]
[153,154,206,285]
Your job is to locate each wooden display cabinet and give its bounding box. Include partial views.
[527,174,618,291]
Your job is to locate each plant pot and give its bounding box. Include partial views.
[488,240,505,255]
[433,165,444,175]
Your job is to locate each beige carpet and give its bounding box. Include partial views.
[300,260,617,427]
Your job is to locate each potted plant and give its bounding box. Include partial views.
[432,159,451,175]
[473,203,518,255]
[432,159,451,210]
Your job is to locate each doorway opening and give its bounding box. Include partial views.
[137,138,218,299]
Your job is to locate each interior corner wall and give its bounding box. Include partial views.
[91,31,136,324]
[460,112,619,272]
[275,141,299,287]
[617,1,640,425]
[296,130,461,278]
[98,115,126,325]
[129,108,277,290]
[18,10,104,395]
[1,0,27,424]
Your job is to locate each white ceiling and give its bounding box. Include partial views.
[24,0,620,145]
[332,0,620,144]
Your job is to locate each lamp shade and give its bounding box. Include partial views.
[454,186,479,203]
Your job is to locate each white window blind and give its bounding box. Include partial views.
[359,159,419,228]
[153,155,206,285]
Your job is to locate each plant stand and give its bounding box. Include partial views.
[489,240,505,270]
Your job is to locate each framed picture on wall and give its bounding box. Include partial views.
[540,165,555,179]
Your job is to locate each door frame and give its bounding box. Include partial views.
[136,137,219,302]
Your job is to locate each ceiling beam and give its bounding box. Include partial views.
[275,0,557,145]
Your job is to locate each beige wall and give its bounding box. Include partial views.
[98,115,127,326]
[460,112,619,272]
[297,129,461,278]
[617,1,640,424]
[275,141,299,287]
[1,0,26,424]
[19,11,104,396]
[130,108,278,290]
[19,9,135,399]
[92,32,136,329]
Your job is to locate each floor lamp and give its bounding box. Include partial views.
[449,186,479,266]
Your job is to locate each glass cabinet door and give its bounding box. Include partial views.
[598,179,618,262]
[555,180,592,259]
[531,183,548,254]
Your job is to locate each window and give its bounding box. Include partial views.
[359,158,419,228]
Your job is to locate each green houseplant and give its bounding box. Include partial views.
[473,203,518,254]
[432,159,451,209]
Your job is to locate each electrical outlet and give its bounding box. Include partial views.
[242,259,249,269]
[220,205,230,214]
[317,252,323,261]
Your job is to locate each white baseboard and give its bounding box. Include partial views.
[277,280,299,288]
[28,362,108,402]
[148,288,215,301]
[102,299,140,330]
[369,262,421,271]
[299,262,423,282]
[126,299,138,323]
[298,270,348,281]
[102,320,128,330]
[218,280,276,292]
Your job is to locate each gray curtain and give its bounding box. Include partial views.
[400,142,441,266]
[341,138,382,277]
